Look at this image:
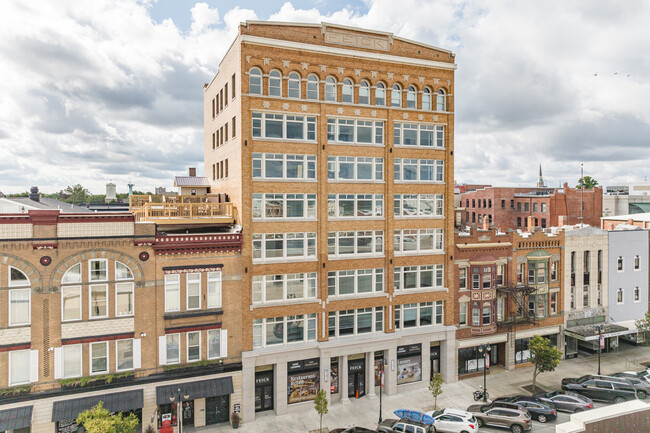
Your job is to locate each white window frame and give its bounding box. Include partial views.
[207,329,228,359]
[394,301,443,329]
[248,68,262,95]
[328,194,384,219]
[90,341,109,375]
[9,266,30,287]
[251,112,317,142]
[394,123,444,148]
[325,77,337,101]
[393,264,444,291]
[252,232,317,263]
[394,194,443,218]
[9,288,31,326]
[394,228,444,255]
[459,267,467,290]
[164,274,181,313]
[252,315,317,348]
[306,74,319,100]
[422,88,432,110]
[634,255,641,271]
[327,230,384,258]
[186,273,201,310]
[116,338,134,372]
[634,287,641,303]
[62,344,83,379]
[436,89,446,112]
[287,72,301,98]
[359,80,370,104]
[165,333,181,365]
[406,86,417,108]
[88,259,108,282]
[375,82,386,106]
[252,153,317,181]
[115,282,134,317]
[391,84,402,107]
[186,331,201,363]
[459,302,467,326]
[207,271,222,309]
[327,118,384,146]
[115,261,134,281]
[328,307,384,338]
[268,70,282,96]
[617,288,624,304]
[327,268,384,297]
[327,156,384,182]
[89,284,108,319]
[342,78,354,103]
[252,273,318,304]
[617,256,624,272]
[252,193,317,220]
[394,159,444,182]
[9,349,32,386]
[62,263,82,284]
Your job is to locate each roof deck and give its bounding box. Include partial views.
[129,194,234,227]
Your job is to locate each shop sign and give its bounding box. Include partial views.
[397,344,422,356]
[287,370,320,404]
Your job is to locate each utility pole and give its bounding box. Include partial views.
[378,361,384,423]
[598,325,602,375]
[580,164,584,226]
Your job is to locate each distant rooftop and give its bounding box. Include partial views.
[601,212,650,222]
[174,176,211,187]
[0,196,93,213]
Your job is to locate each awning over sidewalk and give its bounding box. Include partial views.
[156,376,233,405]
[0,406,32,431]
[52,389,143,422]
[564,323,631,341]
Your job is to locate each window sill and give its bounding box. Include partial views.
[253,258,318,265]
[394,251,445,257]
[251,299,320,309]
[328,180,385,184]
[253,218,318,222]
[327,292,387,301]
[394,181,445,184]
[394,287,448,295]
[251,137,318,144]
[327,142,385,148]
[394,216,444,220]
[253,179,318,183]
[394,145,446,151]
[164,308,223,320]
[328,254,385,261]
[329,217,385,221]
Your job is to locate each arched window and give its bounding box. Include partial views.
[359,80,370,104]
[288,72,301,98]
[437,89,446,111]
[268,70,282,97]
[249,68,262,95]
[307,74,319,100]
[375,82,386,106]
[342,78,354,103]
[61,263,82,321]
[115,261,134,280]
[8,267,30,326]
[391,84,402,107]
[407,86,417,108]
[325,77,337,102]
[422,88,432,110]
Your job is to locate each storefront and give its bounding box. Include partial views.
[287,358,320,404]
[52,390,143,433]
[156,377,233,428]
[330,358,339,394]
[374,350,385,387]
[565,324,629,356]
[348,354,366,399]
[397,344,422,385]
[458,344,498,374]
[516,333,560,364]
[255,367,274,413]
[430,343,440,377]
[0,406,32,433]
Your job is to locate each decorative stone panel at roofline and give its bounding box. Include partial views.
[0,223,32,239]
[49,249,144,288]
[61,317,134,340]
[0,325,31,345]
[57,222,134,238]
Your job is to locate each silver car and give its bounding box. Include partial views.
[535,390,593,413]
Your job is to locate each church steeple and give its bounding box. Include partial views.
[537,164,546,187]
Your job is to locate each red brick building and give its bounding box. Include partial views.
[460,183,603,230]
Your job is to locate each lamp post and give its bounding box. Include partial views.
[597,325,603,375]
[478,344,491,402]
[170,388,190,433]
[378,359,384,424]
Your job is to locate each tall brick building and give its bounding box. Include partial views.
[204,21,457,420]
[460,183,603,230]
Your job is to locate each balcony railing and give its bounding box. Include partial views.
[132,202,234,224]
[129,194,224,209]
[471,323,498,335]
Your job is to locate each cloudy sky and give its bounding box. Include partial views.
[1,0,649,194]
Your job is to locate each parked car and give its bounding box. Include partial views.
[534,390,593,413]
[377,419,435,433]
[493,396,557,423]
[471,400,529,416]
[330,428,377,433]
[610,373,650,399]
[561,377,637,403]
[466,404,532,433]
[424,408,479,433]
[620,370,650,385]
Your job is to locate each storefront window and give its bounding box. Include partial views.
[458,344,498,375]
[397,344,422,385]
[287,358,320,404]
[515,338,530,364]
[374,351,385,387]
[330,359,339,394]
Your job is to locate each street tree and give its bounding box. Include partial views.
[635,312,650,345]
[314,389,328,433]
[428,373,444,410]
[529,335,563,392]
[576,176,599,189]
[76,402,139,433]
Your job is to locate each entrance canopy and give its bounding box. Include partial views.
[564,323,631,342]
[52,390,143,422]
[156,377,233,405]
[0,406,32,431]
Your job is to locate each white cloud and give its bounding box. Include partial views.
[0,0,648,194]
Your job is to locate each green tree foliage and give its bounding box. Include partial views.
[76,402,139,433]
[529,335,562,391]
[635,312,650,345]
[62,184,90,204]
[428,373,444,410]
[576,176,599,189]
[314,389,328,433]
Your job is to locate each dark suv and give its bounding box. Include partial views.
[610,373,650,399]
[562,376,637,403]
[493,396,557,423]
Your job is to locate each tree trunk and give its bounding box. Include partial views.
[532,365,538,391]
[320,413,322,433]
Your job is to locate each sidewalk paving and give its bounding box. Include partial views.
[208,344,650,433]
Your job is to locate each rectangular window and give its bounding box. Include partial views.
[394,265,444,291]
[252,273,317,304]
[116,339,134,371]
[251,112,317,141]
[207,271,222,308]
[90,342,108,374]
[187,332,201,362]
[635,255,641,270]
[116,282,134,316]
[551,261,558,281]
[394,194,443,217]
[583,286,590,307]
[327,231,383,258]
[253,232,317,263]
[497,296,504,322]
[252,193,317,220]
[252,315,317,347]
[9,288,30,326]
[327,268,384,297]
[224,83,228,105]
[459,303,467,325]
[164,274,181,312]
[63,344,82,378]
[617,257,623,271]
[393,228,444,255]
[328,194,383,219]
[232,116,236,137]
[89,284,108,319]
[482,307,491,325]
[394,301,443,329]
[394,159,443,182]
[89,259,107,281]
[327,156,383,182]
[459,268,467,289]
[186,273,201,310]
[327,118,384,145]
[328,308,384,338]
[9,350,31,385]
[252,153,317,181]
[394,123,445,148]
[207,329,223,359]
[166,334,180,364]
[231,74,236,98]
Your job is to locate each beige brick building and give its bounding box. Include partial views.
[204,21,457,421]
[0,209,242,432]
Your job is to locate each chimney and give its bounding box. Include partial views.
[29,186,40,202]
[189,167,197,177]
[526,215,534,232]
[558,215,567,226]
[482,218,489,230]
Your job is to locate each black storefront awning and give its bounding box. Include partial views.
[52,389,143,422]
[0,406,33,431]
[156,377,233,405]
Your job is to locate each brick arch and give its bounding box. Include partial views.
[49,249,145,289]
[0,253,43,291]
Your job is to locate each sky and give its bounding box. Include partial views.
[0,0,649,194]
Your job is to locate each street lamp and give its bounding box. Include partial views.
[478,344,491,402]
[378,359,384,424]
[169,388,190,433]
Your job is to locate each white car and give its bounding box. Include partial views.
[425,408,479,433]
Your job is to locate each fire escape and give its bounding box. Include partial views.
[497,284,539,329]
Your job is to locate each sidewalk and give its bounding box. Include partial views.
[210,345,650,433]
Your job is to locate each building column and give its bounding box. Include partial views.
[320,354,331,405]
[557,327,566,359]
[242,358,256,423]
[385,346,398,396]
[274,361,288,415]
[440,328,457,383]
[422,343,432,385]
[506,334,516,371]
[340,354,349,403]
[367,351,376,399]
